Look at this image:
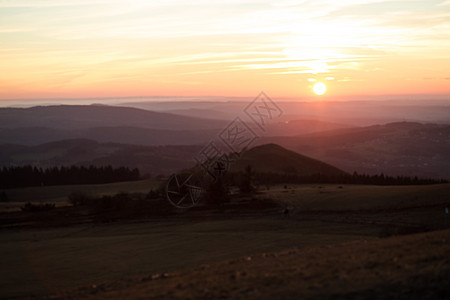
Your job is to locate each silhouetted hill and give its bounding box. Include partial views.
[165,108,230,120]
[264,119,351,136]
[0,139,201,176]
[0,141,345,179]
[232,143,347,176]
[1,122,448,179]
[0,105,227,130]
[259,122,450,179]
[0,120,350,146]
[0,126,216,146]
[0,103,351,145]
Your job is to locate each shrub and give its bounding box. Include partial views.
[237,165,256,194]
[146,187,163,200]
[95,192,131,210]
[68,191,93,206]
[0,191,8,202]
[201,178,230,206]
[68,190,173,221]
[21,202,55,212]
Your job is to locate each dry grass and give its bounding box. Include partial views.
[0,179,159,212]
[264,183,450,211]
[55,229,450,300]
[1,183,449,299]
[0,218,379,299]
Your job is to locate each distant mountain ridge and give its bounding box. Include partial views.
[0,103,448,179]
[0,119,350,146]
[0,126,216,146]
[258,122,450,179]
[0,105,228,130]
[0,120,448,179]
[0,139,201,176]
[0,105,353,145]
[121,100,450,125]
[0,140,346,179]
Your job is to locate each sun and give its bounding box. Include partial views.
[313,82,327,95]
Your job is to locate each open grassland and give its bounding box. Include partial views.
[0,218,379,299]
[263,183,449,211]
[0,183,449,299]
[69,228,450,300]
[0,179,162,213]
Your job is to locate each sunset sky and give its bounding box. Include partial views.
[1,0,449,100]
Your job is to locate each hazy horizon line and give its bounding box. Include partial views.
[0,93,449,108]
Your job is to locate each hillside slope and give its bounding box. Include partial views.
[0,105,351,146]
[0,105,227,130]
[232,143,347,176]
[259,122,450,179]
[0,126,216,146]
[0,139,201,176]
[1,121,448,179]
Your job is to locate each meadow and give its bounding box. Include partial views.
[0,179,159,213]
[1,181,449,298]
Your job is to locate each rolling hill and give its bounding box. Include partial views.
[0,126,216,146]
[0,139,202,176]
[231,143,347,176]
[0,105,350,146]
[0,105,228,130]
[1,121,449,179]
[0,141,347,180]
[263,119,351,136]
[0,119,347,146]
[258,122,450,179]
[0,104,224,146]
[122,99,450,126]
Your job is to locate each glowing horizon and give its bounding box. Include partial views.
[1,0,449,100]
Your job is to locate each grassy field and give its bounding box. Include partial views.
[0,179,162,212]
[263,183,450,211]
[0,218,380,299]
[0,183,449,299]
[75,228,450,300]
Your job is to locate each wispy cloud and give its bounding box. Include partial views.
[0,26,35,33]
[1,0,449,97]
[0,0,112,8]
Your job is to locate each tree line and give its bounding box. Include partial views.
[0,165,140,189]
[237,171,448,186]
